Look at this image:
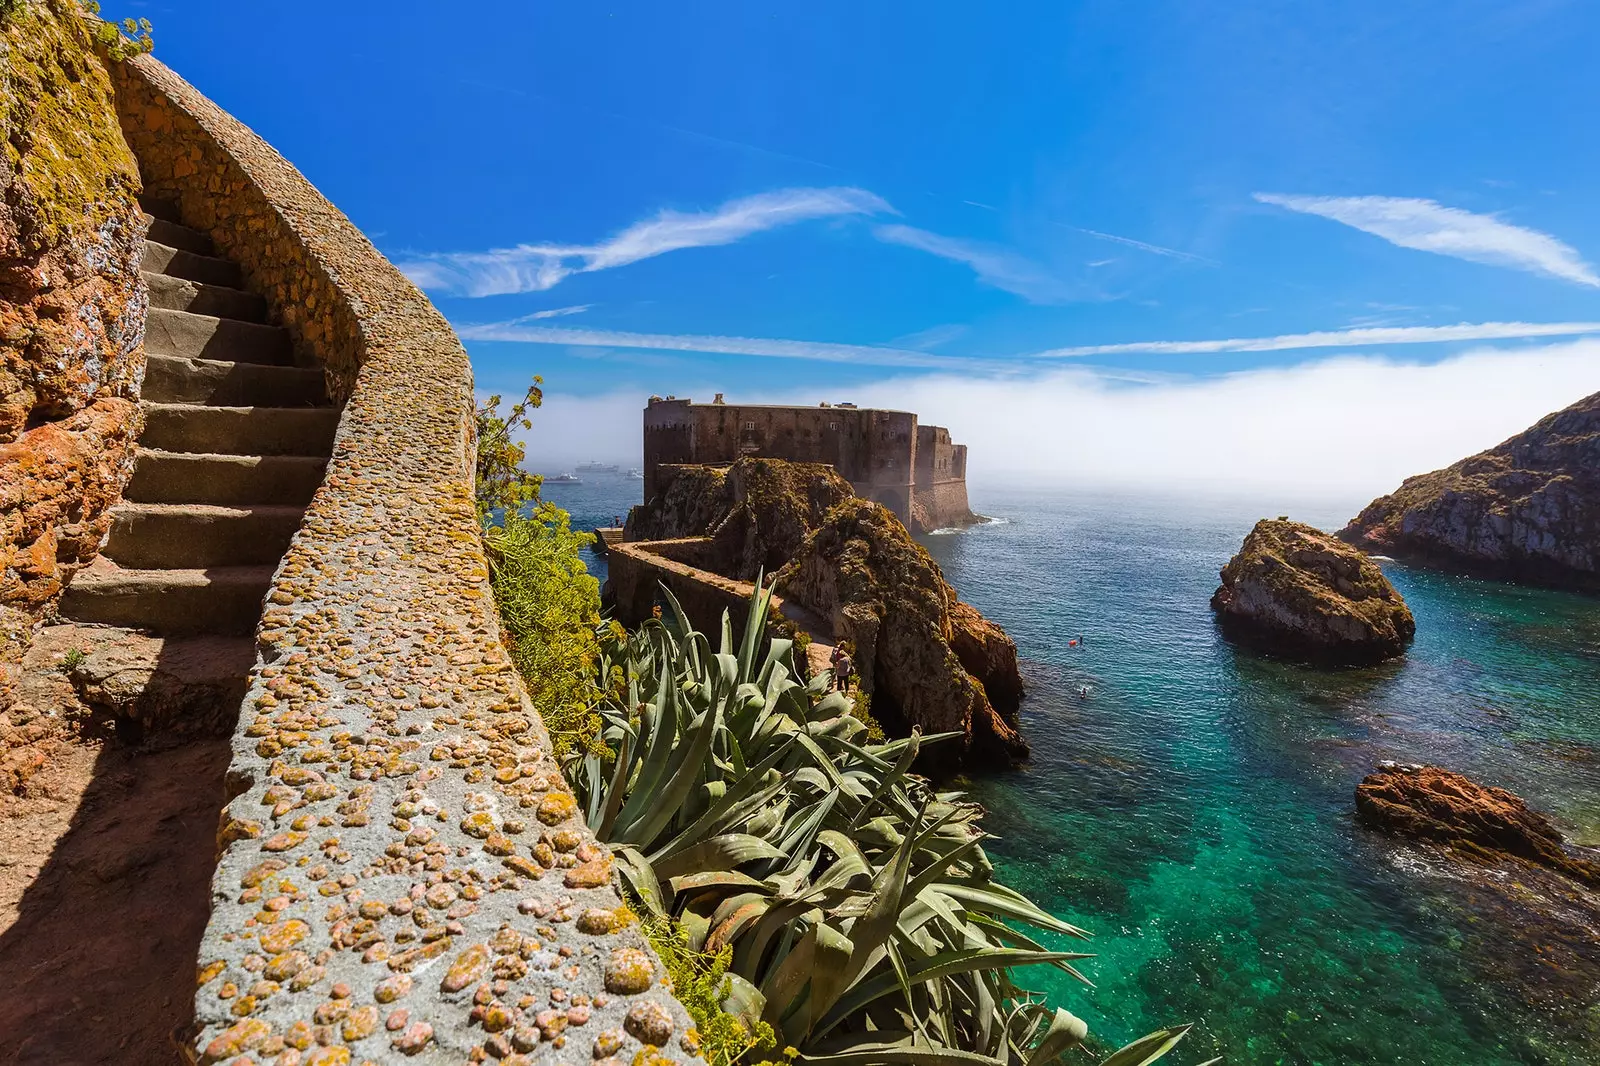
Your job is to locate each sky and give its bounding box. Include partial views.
[125,1,1600,497]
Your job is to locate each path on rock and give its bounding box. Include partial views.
[0,202,338,1063]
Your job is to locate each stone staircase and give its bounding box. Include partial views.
[60,201,337,638]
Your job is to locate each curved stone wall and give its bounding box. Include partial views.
[110,56,704,1066]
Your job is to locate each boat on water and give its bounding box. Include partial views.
[575,461,620,475]
[547,473,581,484]
[626,468,644,480]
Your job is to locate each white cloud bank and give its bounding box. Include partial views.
[517,341,1600,501]
[1255,193,1600,287]
[401,187,891,296]
[1034,320,1600,357]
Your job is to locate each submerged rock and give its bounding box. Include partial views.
[1339,390,1600,591]
[778,498,1027,771]
[1355,762,1600,888]
[1211,518,1414,664]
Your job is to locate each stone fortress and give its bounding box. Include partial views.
[643,395,978,534]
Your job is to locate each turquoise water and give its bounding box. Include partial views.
[925,487,1600,1066]
[561,477,1600,1064]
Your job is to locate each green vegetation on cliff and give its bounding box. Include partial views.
[476,381,604,756]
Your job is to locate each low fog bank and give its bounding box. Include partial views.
[512,339,1600,503]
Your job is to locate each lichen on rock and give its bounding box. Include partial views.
[1211,518,1414,664]
[1339,389,1600,591]
[0,0,147,665]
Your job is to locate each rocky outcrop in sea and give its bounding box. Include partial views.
[1339,390,1600,591]
[1356,762,1600,887]
[1211,518,1414,664]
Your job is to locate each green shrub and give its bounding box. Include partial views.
[477,378,604,756]
[78,3,153,59]
[484,501,603,758]
[639,913,792,1066]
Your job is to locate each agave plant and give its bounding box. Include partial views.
[567,582,1212,1066]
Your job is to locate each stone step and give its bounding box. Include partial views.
[103,502,305,570]
[59,558,275,637]
[143,271,267,323]
[138,194,182,223]
[142,240,242,288]
[143,354,326,407]
[124,449,328,507]
[144,216,214,256]
[140,403,340,457]
[145,307,291,365]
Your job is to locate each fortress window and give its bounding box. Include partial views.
[744,421,755,430]
[829,421,839,430]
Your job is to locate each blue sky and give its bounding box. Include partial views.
[128,1,1600,490]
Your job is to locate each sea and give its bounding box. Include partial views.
[548,473,1600,1066]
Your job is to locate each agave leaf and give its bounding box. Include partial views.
[608,661,680,841]
[652,833,788,880]
[617,700,722,847]
[1024,1007,1089,1066]
[721,971,767,1030]
[938,884,1092,940]
[797,1033,1007,1066]
[668,869,771,895]
[1095,1026,1194,1066]
[816,948,1087,1038]
[612,845,664,916]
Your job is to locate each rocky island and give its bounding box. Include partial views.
[1212,518,1415,664]
[1340,389,1600,591]
[615,457,1027,771]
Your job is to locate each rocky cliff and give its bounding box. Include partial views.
[626,458,855,579]
[1340,390,1600,591]
[1356,762,1599,887]
[778,498,1027,771]
[0,0,146,663]
[629,458,1027,770]
[1212,518,1414,664]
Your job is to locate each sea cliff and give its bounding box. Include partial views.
[1340,390,1600,591]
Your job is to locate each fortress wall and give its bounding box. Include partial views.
[911,479,977,533]
[110,55,704,1065]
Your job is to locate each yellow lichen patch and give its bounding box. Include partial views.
[536,792,577,826]
[460,811,496,838]
[197,959,227,987]
[201,1017,271,1062]
[439,943,490,992]
[258,919,310,954]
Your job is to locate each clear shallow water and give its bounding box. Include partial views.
[927,487,1600,1066]
[556,476,1600,1064]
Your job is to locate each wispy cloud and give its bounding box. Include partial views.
[460,317,1600,370]
[512,304,592,321]
[1063,225,1217,264]
[400,187,892,297]
[1254,193,1600,286]
[873,224,1077,303]
[457,322,978,370]
[1031,320,1600,358]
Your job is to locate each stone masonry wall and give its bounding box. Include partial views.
[0,1,147,669]
[109,55,704,1066]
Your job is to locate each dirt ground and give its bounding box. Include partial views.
[0,628,230,1065]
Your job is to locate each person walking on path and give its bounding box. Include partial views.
[831,645,854,693]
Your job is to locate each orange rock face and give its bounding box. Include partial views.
[0,4,147,662]
[1355,763,1600,887]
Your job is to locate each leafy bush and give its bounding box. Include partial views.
[484,500,603,758]
[475,380,544,521]
[477,380,605,756]
[566,584,1211,1066]
[78,3,153,59]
